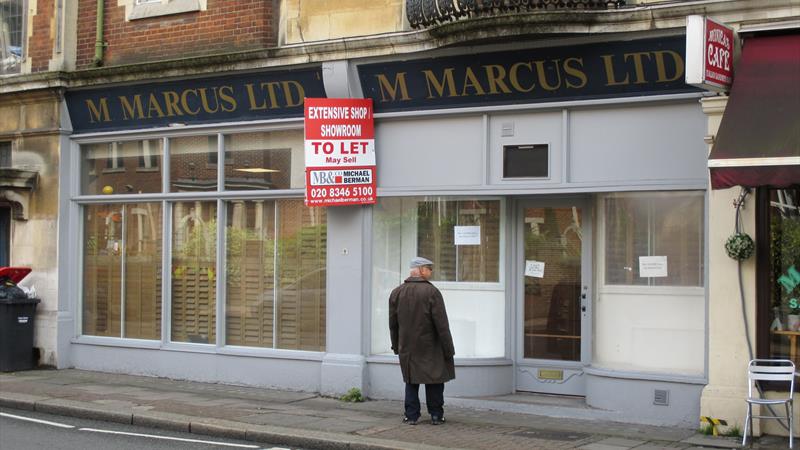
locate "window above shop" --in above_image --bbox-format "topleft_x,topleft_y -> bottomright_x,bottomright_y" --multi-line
128,0 -> 202,20
0,0 -> 24,75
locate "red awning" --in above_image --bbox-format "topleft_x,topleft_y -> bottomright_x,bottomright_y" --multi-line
708,33 -> 800,189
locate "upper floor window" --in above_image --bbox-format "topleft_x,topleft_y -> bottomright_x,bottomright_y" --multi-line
0,0 -> 24,75
0,141 -> 11,167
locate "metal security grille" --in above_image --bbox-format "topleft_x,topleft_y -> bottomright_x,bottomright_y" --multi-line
0,0 -> 24,75
406,0 -> 627,28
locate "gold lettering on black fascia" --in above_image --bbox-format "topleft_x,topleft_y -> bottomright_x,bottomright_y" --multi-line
509,62 -> 535,93
532,59 -> 562,91
85,98 -> 112,123
461,67 -> 486,96
563,58 -> 588,89
652,50 -> 684,82
601,54 -> 630,86
623,52 -> 652,84
483,65 -> 512,94
423,68 -> 459,99
218,86 -> 237,112
197,88 -> 219,114
181,89 -> 201,115
119,95 -> 145,120
282,80 -> 305,107
375,73 -> 411,102
147,93 -> 165,118
162,91 -> 183,116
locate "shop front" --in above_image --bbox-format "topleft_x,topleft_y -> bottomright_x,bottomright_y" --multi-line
60,32 -> 709,426
702,31 -> 800,434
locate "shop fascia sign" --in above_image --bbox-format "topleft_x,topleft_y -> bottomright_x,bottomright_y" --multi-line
65,67 -> 326,132
685,15 -> 735,92
304,98 -> 376,207
358,36 -> 700,113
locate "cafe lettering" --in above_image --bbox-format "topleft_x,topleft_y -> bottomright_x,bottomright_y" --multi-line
359,36 -> 698,112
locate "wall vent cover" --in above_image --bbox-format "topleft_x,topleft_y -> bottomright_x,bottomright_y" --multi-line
654,389 -> 669,406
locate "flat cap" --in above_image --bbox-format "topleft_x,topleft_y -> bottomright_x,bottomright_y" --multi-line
409,256 -> 434,268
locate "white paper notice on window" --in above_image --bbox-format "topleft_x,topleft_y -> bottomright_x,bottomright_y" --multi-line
525,260 -> 545,278
639,256 -> 668,277
454,226 -> 481,246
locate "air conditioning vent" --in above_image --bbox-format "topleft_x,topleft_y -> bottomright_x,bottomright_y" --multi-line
654,389 -> 669,406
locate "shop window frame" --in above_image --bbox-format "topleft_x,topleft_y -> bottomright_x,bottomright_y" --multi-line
71,123 -> 327,359
756,187 -> 800,391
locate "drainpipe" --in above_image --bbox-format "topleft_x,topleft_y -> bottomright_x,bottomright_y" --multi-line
92,0 -> 105,66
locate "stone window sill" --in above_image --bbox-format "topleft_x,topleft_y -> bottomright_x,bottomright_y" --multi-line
129,0 -> 201,20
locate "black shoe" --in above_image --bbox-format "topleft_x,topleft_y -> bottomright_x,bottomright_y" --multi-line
431,416 -> 446,425
403,416 -> 418,425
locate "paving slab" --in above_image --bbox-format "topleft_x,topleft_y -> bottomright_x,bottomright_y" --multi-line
0,369 -> 771,450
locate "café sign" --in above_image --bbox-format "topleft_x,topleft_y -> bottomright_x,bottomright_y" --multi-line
685,15 -> 735,92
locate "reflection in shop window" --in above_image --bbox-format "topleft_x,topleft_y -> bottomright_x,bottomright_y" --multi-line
170,135 -> 218,192
0,0 -> 24,75
223,131 -> 302,191
225,200 -> 326,350
81,140 -> 163,195
171,201 -> 217,344
417,199 -> 500,282
604,192 -> 704,287
371,197 -> 505,358
764,188 -> 800,365
82,203 -> 163,339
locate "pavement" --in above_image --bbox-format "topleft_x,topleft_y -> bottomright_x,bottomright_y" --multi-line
0,369 -> 788,449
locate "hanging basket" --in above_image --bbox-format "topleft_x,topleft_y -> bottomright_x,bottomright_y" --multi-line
725,232 -> 754,260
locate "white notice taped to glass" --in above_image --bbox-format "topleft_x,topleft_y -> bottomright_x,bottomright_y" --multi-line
454,226 -> 481,246
639,256 -> 668,277
525,260 -> 545,278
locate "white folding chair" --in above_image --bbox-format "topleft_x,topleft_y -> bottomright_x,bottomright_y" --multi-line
743,359 -> 796,448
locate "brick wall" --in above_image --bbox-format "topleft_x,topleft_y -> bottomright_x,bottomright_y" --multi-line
76,0 -> 276,69
28,0 -> 56,72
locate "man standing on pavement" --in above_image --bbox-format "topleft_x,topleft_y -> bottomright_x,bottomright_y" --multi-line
389,257 -> 456,426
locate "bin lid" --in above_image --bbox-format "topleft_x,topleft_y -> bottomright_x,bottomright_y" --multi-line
0,267 -> 31,284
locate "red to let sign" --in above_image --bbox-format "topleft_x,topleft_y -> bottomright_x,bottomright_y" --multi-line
304,98 -> 376,207
686,15 -> 735,92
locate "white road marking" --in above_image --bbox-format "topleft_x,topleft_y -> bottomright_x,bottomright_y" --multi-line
0,412 -> 76,429
79,428 -> 261,448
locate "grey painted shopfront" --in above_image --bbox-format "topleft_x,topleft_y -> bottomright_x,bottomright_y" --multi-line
58,32 -> 709,427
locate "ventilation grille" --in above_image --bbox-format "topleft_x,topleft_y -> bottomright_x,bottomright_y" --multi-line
654,389 -> 669,406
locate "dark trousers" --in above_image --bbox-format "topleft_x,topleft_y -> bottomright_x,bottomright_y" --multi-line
404,383 -> 444,421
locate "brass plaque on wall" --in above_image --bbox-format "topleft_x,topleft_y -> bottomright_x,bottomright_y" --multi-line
538,369 -> 564,381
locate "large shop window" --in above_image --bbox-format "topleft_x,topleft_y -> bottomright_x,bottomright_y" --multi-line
604,192 -> 704,287
79,131 -> 326,351
83,203 -> 163,339
372,197 -> 504,358
761,188 -> 800,366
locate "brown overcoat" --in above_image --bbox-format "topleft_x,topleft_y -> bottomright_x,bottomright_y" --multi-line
389,277 -> 455,384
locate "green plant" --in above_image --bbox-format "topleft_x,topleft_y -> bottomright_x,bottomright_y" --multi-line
725,232 -> 754,261
698,424 -> 714,435
339,387 -> 364,403
721,424 -> 742,437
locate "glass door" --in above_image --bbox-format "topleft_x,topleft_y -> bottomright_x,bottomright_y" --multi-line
516,199 -> 591,395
